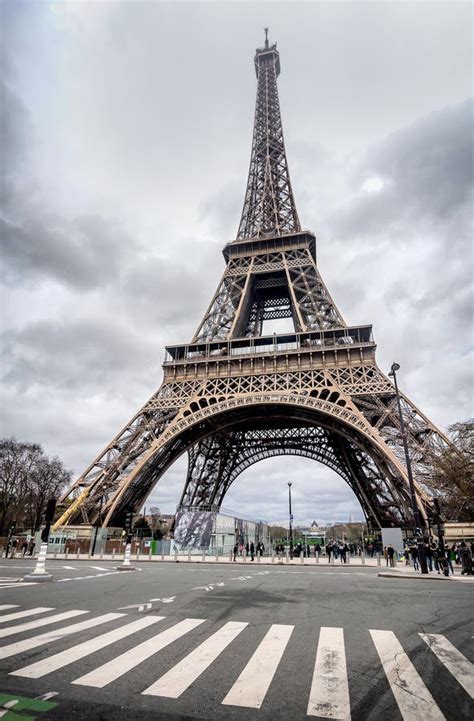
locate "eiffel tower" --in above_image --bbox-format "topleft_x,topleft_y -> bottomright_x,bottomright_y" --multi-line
54,32 -> 447,534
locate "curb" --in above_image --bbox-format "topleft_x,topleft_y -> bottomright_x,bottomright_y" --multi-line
378,572 -> 455,581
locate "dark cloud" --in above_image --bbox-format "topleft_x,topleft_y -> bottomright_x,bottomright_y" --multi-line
0,80 -> 141,290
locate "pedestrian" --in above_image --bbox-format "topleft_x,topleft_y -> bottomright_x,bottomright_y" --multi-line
233,543 -> 238,562
341,543 -> 348,563
387,544 -> 395,568
460,542 -> 472,575
404,546 -> 410,565
21,540 -> 28,557
445,546 -> 454,575
411,544 -> 419,571
4,540 -> 11,559
250,541 -> 255,562
245,541 -> 249,557
367,542 -> 374,557
425,543 -> 433,572
10,538 -> 17,558
28,539 -> 35,556
326,543 -> 332,563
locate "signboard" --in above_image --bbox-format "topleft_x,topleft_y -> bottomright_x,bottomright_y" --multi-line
381,527 -> 404,554
174,510 -> 215,550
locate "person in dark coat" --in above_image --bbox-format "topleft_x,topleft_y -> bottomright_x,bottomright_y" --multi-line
250,541 -> 255,561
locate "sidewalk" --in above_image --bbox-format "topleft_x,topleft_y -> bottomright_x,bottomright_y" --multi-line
10,551 -> 469,578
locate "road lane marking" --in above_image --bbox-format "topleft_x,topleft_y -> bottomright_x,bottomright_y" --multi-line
419,633 -> 474,698
307,627 -> 351,719
62,566 -> 76,570
144,621 -> 248,698
0,610 -> 88,640
72,617 -> 205,688
90,566 -> 109,571
0,606 -> 19,612
0,612 -> 123,660
370,629 -> 445,721
222,624 -> 293,708
11,616 -> 164,679
0,608 -> 54,625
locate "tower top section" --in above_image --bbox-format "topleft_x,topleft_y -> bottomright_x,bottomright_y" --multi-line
254,28 -> 281,78
237,31 -> 301,240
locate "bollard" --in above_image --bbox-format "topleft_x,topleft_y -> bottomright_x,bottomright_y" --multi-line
377,552 -> 381,566
347,554 -> 350,564
136,548 -> 140,561
285,550 -> 289,564
257,552 -> 261,564
361,552 -> 365,565
202,550 -> 206,563
100,550 -> 104,560
24,542 -> 53,582
161,549 -> 165,561
188,550 -> 191,563
300,554 -> 304,564
230,551 -> 233,563
271,550 -> 275,564
316,553 -> 319,564
243,552 -> 246,564
174,548 -> 178,562
65,549 -> 68,560
117,542 -> 135,571
76,548 -> 80,560
215,551 -> 219,563
112,549 -> 115,560
148,547 -> 152,561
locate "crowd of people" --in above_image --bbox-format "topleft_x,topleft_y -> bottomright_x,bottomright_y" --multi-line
2,537 -> 36,558
232,540 -> 265,562
402,540 -> 473,575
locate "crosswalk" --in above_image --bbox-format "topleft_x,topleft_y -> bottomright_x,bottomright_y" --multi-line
0,606 -> 472,719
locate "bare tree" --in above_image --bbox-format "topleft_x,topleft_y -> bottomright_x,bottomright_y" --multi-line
424,419 -> 474,521
148,506 -> 162,530
0,438 -> 71,534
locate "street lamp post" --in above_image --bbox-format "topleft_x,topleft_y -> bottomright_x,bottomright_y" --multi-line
288,482 -> 293,559
389,362 -> 428,574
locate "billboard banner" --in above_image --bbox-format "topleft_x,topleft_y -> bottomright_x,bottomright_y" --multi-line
173,510 -> 216,550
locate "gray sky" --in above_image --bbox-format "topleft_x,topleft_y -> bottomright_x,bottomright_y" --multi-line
1,1 -> 473,527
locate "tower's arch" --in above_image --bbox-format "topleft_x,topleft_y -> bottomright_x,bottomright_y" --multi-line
61,394 -> 431,531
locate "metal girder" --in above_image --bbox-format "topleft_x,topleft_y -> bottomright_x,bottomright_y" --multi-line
237,38 -> 300,239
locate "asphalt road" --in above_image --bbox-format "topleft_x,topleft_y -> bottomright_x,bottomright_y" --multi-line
0,559 -> 472,721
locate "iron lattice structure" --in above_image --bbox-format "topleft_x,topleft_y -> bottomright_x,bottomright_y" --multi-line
54,35 -> 448,533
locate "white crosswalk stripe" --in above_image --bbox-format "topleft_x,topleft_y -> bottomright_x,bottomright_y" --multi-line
370,629 -> 445,721
143,621 -> 248,698
222,624 -> 293,708
11,616 -> 164,679
0,606 -> 472,719
307,626 -> 351,719
0,607 -> 54,625
0,612 -> 123,660
72,617 -> 205,688
0,610 -> 88,640
419,633 -> 474,699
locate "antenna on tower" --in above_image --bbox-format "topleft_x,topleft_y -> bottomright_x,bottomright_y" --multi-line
264,27 -> 269,49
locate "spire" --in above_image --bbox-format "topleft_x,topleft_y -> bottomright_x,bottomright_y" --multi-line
236,33 -> 301,240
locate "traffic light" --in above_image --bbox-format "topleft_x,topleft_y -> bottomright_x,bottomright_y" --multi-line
44,498 -> 57,523
124,510 -> 133,530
